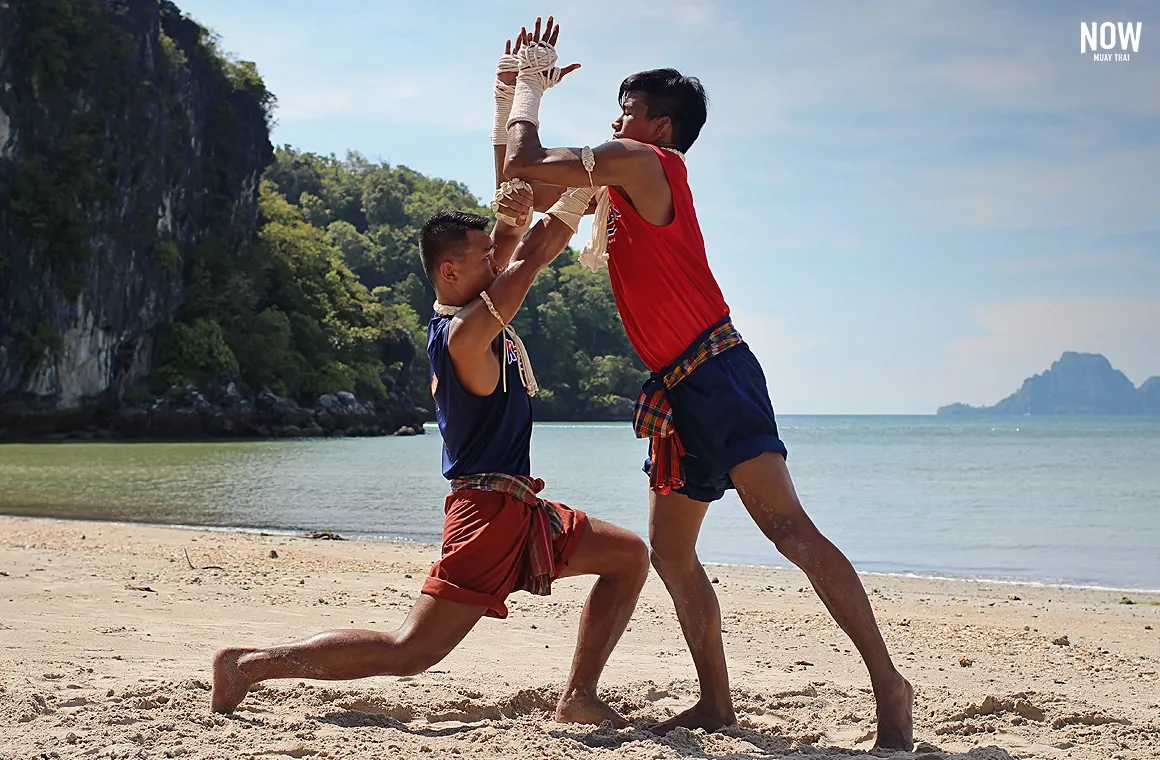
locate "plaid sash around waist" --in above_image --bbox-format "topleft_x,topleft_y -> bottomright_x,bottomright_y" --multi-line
449,473 -> 563,596
632,318 -> 744,495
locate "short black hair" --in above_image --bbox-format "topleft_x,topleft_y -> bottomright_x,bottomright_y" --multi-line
418,210 -> 489,279
619,69 -> 708,153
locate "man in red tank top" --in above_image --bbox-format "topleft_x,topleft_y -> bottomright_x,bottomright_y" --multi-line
504,18 -> 913,750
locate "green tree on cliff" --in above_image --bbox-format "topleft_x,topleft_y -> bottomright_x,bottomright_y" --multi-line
255,147 -> 647,419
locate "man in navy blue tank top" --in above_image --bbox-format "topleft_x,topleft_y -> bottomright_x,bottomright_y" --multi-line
211,31 -> 648,728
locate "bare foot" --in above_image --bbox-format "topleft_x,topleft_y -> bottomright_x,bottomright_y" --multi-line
212,648 -> 256,714
651,700 -> 736,735
555,691 -> 629,729
872,673 -> 914,751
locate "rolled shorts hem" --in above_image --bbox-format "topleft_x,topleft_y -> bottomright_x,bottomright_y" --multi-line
647,433 -> 789,504
421,576 -> 509,618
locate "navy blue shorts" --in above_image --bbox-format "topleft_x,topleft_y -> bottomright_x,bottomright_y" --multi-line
643,335 -> 788,504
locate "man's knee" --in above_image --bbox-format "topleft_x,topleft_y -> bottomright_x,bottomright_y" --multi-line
599,531 -> 649,589
648,539 -> 697,580
764,512 -> 824,566
624,534 -> 649,586
733,463 -> 821,560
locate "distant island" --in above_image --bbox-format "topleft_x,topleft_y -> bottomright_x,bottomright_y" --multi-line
938,352 -> 1160,416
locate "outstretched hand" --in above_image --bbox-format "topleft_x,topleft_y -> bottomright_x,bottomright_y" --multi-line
510,16 -> 580,83
518,15 -> 559,48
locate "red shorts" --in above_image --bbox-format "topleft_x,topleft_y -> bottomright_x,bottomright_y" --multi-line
421,490 -> 589,619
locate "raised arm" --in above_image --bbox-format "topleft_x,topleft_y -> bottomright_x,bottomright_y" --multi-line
488,34 -> 575,267
451,216 -> 575,352
449,19 -> 597,391
506,132 -> 658,190
488,39 -> 533,268
501,19 -> 662,203
446,198 -> 588,394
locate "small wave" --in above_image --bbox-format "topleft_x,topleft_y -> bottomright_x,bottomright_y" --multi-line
855,570 -> 1160,595
699,559 -> 1160,594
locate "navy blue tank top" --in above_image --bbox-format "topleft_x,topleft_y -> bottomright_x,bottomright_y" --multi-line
427,314 -> 533,479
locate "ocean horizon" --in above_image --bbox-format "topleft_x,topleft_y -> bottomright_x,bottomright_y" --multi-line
2,415 -> 1158,591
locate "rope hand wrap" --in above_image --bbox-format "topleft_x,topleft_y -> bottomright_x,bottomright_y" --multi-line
575,146 -> 687,272
493,44 -> 568,229
433,293 -> 538,397
490,177 -> 533,229
491,53 -> 520,146
546,186 -> 597,233
507,42 -> 560,130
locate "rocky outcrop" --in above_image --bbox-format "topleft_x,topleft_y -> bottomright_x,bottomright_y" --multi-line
0,374 -> 426,441
0,0 -> 272,429
1139,377 -> 1160,416
938,352 -> 1159,416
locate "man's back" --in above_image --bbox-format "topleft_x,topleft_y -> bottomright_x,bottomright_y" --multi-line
606,145 -> 728,372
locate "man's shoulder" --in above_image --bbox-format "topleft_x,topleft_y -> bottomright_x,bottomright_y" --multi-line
604,138 -> 662,157
607,137 -> 648,149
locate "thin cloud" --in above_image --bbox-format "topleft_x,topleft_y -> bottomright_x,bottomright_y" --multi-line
939,149 -> 1160,231
1002,250 -> 1160,274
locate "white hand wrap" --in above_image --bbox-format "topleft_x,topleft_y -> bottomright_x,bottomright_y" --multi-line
545,186 -> 597,233
507,42 -> 560,130
489,178 -> 534,228
491,53 -> 519,146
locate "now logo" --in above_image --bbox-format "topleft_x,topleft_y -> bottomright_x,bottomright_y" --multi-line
1080,22 -> 1143,54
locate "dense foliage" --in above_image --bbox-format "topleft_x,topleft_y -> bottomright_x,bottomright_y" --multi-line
165,147 -> 647,418
158,180 -> 411,403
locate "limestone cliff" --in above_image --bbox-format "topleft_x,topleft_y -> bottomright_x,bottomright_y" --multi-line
0,0 -> 273,430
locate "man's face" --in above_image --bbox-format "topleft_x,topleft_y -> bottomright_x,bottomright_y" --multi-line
612,92 -> 665,144
443,228 -> 499,300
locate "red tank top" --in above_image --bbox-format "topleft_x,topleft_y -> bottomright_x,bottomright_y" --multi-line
607,145 -> 729,372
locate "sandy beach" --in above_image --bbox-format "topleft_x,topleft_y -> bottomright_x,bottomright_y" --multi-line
1,515 -> 1157,760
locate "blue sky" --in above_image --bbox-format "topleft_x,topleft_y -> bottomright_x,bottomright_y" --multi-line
180,0 -> 1159,414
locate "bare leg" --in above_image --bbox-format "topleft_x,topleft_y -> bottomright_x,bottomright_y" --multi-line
554,518 -> 649,728
647,490 -> 736,734
212,594 -> 485,714
731,452 -> 914,751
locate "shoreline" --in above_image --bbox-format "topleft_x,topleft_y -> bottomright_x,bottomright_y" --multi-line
5,511 -> 1160,596
5,412 -> 1159,445
2,514 -> 1158,759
